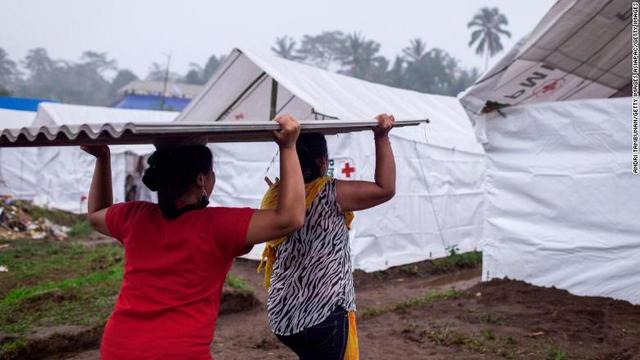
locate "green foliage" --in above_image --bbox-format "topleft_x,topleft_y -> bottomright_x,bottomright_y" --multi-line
467,7 -> 512,70
225,274 -> 251,291
478,312 -> 503,325
68,220 -> 92,238
359,307 -> 386,320
480,329 -> 495,341
545,346 -> 569,360
0,337 -> 28,357
0,240 -> 124,334
431,248 -> 482,273
361,289 -> 460,320
394,289 -> 460,313
424,326 -> 486,353
270,32 -> 480,96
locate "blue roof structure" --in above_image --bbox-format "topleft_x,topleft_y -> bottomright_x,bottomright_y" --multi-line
0,97 -> 54,112
113,94 -> 191,111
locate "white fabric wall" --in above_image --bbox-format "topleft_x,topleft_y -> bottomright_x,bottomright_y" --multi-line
477,97 -> 640,304
211,125 -> 485,272
32,148 -> 128,213
0,148 -> 39,201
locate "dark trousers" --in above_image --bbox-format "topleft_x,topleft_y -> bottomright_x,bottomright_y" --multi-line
276,306 -> 349,360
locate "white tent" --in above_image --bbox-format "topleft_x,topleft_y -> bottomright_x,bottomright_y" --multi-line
460,0 -> 639,304
27,103 -> 178,212
460,0 -> 630,118
181,49 -> 485,271
0,109 -> 39,200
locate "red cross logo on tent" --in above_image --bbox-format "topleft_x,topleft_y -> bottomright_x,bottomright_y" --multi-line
341,163 -> 356,178
534,78 -> 565,97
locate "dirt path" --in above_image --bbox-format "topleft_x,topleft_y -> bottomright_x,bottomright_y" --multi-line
62,259 -> 481,360
61,259 -> 640,360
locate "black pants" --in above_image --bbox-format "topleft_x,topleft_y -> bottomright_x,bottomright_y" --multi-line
276,306 -> 349,360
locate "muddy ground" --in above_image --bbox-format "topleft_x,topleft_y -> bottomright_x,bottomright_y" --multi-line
56,257 -> 640,360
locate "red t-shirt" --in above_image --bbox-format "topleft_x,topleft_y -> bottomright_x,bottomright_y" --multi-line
100,201 -> 254,360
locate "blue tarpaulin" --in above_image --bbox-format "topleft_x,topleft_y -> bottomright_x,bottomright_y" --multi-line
113,94 -> 191,111
0,97 -> 53,112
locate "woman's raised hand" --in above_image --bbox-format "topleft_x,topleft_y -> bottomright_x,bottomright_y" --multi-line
81,145 -> 110,158
272,114 -> 301,148
372,113 -> 395,139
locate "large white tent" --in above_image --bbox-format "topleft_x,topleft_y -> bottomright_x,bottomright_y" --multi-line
460,0 -> 638,304
180,49 -> 485,271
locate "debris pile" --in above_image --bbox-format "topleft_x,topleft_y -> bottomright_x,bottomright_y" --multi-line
0,196 -> 70,241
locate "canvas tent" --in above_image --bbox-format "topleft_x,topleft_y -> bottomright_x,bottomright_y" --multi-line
460,0 -> 630,120
26,103 -> 178,212
179,48 -> 485,271
0,108 -> 39,200
459,0 -> 639,304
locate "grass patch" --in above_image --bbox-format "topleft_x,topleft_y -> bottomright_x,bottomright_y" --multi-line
0,337 -> 28,358
360,289 -> 461,320
480,329 -> 496,341
225,274 -> 252,292
67,220 -> 92,238
478,312 -> 503,325
0,240 -> 123,335
0,240 -> 122,286
545,345 -> 569,360
394,289 -> 460,313
431,247 -> 482,273
423,326 -> 486,353
360,307 -> 386,320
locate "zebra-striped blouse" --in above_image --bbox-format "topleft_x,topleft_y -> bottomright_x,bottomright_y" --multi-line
266,179 -> 356,336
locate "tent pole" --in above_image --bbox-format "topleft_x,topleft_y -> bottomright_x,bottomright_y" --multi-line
216,72 -> 267,121
270,79 -> 278,120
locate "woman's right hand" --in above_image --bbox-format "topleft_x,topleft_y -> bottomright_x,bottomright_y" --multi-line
272,114 -> 301,148
81,145 -> 110,159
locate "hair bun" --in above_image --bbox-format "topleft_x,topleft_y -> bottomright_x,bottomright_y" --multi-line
142,168 -> 160,191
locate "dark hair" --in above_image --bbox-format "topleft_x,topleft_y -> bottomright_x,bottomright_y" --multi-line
296,133 -> 328,183
142,145 -> 213,218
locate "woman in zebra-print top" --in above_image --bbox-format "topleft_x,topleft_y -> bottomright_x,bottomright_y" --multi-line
267,114 -> 397,359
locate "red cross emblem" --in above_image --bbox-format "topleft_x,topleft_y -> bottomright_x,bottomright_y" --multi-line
341,163 -> 356,178
234,113 -> 245,120
534,78 -> 565,98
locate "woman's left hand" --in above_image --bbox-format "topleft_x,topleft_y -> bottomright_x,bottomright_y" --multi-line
81,145 -> 110,158
373,113 -> 395,139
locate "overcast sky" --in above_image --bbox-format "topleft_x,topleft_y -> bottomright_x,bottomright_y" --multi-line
1,0 -> 556,77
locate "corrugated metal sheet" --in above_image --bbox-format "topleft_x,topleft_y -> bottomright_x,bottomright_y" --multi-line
0,119 -> 426,147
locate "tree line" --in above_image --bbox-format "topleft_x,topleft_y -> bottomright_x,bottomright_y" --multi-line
0,7 -> 510,107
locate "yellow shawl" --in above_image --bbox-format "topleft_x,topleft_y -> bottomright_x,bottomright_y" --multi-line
257,176 -> 359,360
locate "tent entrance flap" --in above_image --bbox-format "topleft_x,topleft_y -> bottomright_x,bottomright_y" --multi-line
0,119 -> 428,148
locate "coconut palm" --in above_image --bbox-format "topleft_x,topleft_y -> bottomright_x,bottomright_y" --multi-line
271,36 -> 303,61
468,7 -> 511,71
336,32 -> 386,81
402,38 -> 427,62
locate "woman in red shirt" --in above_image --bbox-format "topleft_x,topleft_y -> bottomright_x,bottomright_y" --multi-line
82,115 -> 305,359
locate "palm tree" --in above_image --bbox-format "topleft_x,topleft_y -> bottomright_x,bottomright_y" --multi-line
271,36 -> 303,61
468,7 -> 511,71
402,38 -> 427,62
336,32 -> 386,81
